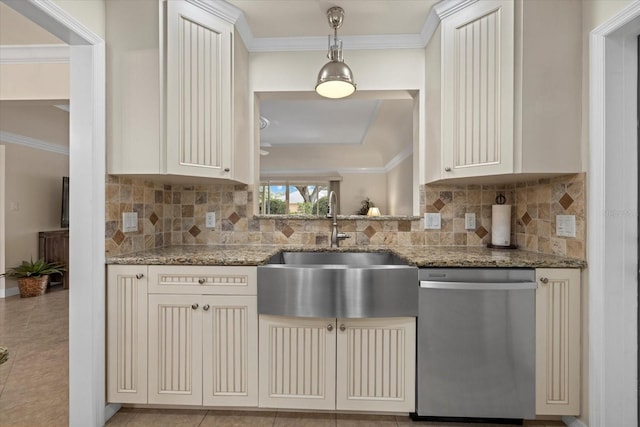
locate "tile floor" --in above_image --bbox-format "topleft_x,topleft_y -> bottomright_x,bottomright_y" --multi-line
0,289 -> 566,427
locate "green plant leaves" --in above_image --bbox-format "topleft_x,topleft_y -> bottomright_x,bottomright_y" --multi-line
1,257 -> 66,278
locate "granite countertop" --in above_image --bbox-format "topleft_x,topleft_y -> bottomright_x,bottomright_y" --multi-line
106,245 -> 586,269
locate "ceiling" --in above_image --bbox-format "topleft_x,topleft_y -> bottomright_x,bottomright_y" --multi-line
226,0 -> 438,38
0,0 -> 434,165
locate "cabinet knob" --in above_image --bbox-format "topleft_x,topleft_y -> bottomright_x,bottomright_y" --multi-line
203,304 -> 210,311
191,303 -> 199,310
198,278 -> 206,284
135,273 -> 144,280
327,324 -> 334,332
339,324 -> 346,332
539,277 -> 549,284
444,167 -> 452,172
224,168 -> 230,172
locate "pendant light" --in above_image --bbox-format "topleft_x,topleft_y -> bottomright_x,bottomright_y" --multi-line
315,6 -> 356,99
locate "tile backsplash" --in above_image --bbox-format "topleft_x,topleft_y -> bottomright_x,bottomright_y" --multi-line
105,173 -> 585,260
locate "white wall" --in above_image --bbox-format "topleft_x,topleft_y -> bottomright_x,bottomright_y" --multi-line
0,143 -> 69,293
387,154 -> 413,216
340,172 -> 388,215
0,63 -> 69,100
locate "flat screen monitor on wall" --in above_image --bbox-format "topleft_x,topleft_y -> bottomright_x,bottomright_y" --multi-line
61,176 -> 69,229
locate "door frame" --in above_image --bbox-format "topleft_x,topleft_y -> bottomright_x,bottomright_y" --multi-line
589,2 -> 640,426
0,145 -> 4,296
0,0 -> 108,425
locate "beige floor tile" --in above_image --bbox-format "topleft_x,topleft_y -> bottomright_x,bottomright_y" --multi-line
200,409 -> 277,426
274,411 -> 337,427
336,413 -> 397,426
126,408 -> 207,427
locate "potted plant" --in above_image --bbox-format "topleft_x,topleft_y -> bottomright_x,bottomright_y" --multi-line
2,258 -> 66,298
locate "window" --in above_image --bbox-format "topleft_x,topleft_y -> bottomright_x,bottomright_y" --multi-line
259,181 -> 331,215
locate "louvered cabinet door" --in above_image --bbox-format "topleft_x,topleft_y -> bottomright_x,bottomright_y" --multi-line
336,318 -> 416,412
165,0 -> 233,178
258,315 -> 336,410
535,269 -> 581,415
202,296 -> 258,406
148,294 -> 203,405
107,266 -> 148,404
441,0 -> 514,179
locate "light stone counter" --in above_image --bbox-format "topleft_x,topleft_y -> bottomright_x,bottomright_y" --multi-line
106,245 -> 586,269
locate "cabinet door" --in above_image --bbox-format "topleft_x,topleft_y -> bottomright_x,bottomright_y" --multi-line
148,294 -> 203,405
202,296 -> 258,406
441,0 -> 514,179
166,0 -> 233,178
107,266 -> 148,404
258,315 -> 336,410
535,269 -> 581,415
336,318 -> 415,412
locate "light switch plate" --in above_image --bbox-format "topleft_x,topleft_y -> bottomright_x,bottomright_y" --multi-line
465,213 -> 476,230
424,213 -> 441,230
556,214 -> 576,238
205,212 -> 216,228
122,212 -> 138,233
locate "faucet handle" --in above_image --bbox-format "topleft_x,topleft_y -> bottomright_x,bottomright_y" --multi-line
337,232 -> 350,240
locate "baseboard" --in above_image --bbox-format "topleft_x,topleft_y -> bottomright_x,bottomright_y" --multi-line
0,286 -> 19,298
104,403 -> 122,423
562,416 -> 587,427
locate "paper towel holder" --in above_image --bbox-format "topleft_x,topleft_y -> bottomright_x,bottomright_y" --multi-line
487,193 -> 518,249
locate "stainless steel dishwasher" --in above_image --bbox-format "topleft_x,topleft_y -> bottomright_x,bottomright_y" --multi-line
414,268 -> 536,423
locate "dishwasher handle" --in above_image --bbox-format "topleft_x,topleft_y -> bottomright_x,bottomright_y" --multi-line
420,280 -> 537,291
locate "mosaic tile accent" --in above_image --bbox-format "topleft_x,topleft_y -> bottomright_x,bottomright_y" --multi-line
364,225 -> 377,238
475,226 -> 488,239
229,212 -> 241,225
149,212 -> 159,226
559,192 -> 574,210
281,225 -> 294,238
105,173 -> 585,260
189,225 -> 201,238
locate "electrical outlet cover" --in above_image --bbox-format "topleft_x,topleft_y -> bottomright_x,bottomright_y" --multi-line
465,212 -> 476,230
556,214 -> 576,238
205,212 -> 216,228
122,212 -> 138,233
424,213 -> 441,230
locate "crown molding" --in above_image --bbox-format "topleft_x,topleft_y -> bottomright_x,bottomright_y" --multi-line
0,131 -> 69,156
384,144 -> 413,172
0,44 -> 70,64
188,0 -> 475,53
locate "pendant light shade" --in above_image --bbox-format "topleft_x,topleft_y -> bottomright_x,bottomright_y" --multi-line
315,7 -> 356,99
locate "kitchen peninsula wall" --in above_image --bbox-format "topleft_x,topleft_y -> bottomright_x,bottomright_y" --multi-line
105,173 -> 585,260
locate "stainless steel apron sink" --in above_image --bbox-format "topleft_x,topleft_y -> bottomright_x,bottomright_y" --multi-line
257,251 -> 418,318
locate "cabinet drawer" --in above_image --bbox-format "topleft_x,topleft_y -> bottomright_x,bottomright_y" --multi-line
148,266 -> 257,295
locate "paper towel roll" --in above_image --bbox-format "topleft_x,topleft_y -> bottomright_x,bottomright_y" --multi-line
491,204 -> 511,246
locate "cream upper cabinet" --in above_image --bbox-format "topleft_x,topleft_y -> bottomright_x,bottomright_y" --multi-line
258,315 -> 415,413
535,268 -> 581,416
427,0 -> 582,183
106,0 -> 249,183
106,265 -> 148,404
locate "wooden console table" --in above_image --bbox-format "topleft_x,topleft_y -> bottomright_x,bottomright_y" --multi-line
38,229 -> 69,289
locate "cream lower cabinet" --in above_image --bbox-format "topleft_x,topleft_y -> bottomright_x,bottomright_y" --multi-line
107,265 -> 258,407
535,268 -> 581,416
148,294 -> 258,406
107,265 -> 149,404
258,315 -> 415,412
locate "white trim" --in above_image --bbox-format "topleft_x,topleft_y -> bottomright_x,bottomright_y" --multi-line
0,286 -> 19,298
104,403 -> 122,424
0,44 -> 70,64
186,0 -> 476,53
0,145 -> 4,297
562,416 -> 588,427
0,131 -> 69,156
589,2 -> 640,426
1,1 -> 106,426
385,144 -> 413,171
